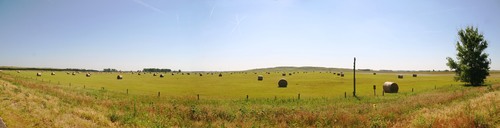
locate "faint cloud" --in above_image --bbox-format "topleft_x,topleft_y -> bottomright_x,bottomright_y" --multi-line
209,5 -> 216,19
231,15 -> 246,33
131,0 -> 166,14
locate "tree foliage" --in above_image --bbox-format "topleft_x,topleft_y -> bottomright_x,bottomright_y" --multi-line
446,26 -> 491,86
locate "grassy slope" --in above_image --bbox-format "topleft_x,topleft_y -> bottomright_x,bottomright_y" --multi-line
0,70 -> 499,127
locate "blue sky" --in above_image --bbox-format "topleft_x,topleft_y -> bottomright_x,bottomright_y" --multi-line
0,0 -> 499,71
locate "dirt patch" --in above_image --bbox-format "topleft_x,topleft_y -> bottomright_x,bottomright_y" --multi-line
0,117 -> 6,128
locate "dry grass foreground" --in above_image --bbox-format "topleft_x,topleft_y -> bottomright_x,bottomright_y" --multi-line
0,74 -> 499,127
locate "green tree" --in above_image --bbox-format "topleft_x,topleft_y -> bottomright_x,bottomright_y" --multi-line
446,26 -> 491,86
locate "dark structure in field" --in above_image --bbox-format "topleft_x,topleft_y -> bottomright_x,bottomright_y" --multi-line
278,78 -> 287,88
383,82 -> 399,93
51,72 -> 56,75
398,74 -> 403,79
160,74 -> 164,78
36,72 -> 42,76
413,74 -> 417,77
117,75 -> 123,80
257,75 -> 263,81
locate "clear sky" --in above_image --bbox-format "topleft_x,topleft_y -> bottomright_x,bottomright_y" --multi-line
0,0 -> 499,71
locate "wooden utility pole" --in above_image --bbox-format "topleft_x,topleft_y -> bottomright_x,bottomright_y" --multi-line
353,57 -> 356,97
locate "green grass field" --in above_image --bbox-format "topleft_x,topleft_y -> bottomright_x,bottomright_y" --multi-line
0,69 -> 499,127
4,70 -> 465,99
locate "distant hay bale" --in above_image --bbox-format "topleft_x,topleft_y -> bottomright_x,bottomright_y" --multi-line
337,73 -> 340,76
138,73 -> 141,75
160,74 -> 164,78
72,72 -> 76,75
373,73 -> 377,75
86,73 -> 91,77
66,72 -> 70,75
398,74 -> 403,79
341,74 -> 344,77
219,74 -> 222,77
383,82 -> 399,93
333,73 -> 336,75
171,73 -> 174,76
51,72 -> 56,75
257,75 -> 263,81
412,74 -> 417,77
17,70 -> 20,73
278,78 -> 287,88
288,73 -> 292,76
187,73 -> 190,75
282,73 -> 286,76
36,72 -> 42,76
199,74 -> 203,76
117,75 -> 123,80
153,73 -> 157,76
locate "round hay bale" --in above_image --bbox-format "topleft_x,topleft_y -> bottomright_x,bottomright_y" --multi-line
160,74 -> 164,78
278,78 -> 287,88
117,75 -> 123,80
153,73 -> 157,76
412,74 -> 417,77
398,74 -> 403,79
66,72 -> 70,75
282,73 -> 286,76
199,74 -> 203,76
17,70 -> 20,73
51,72 -> 56,75
171,73 -> 174,76
288,73 -> 292,76
219,74 -> 222,77
72,72 -> 76,75
86,73 -> 91,77
257,75 -> 263,81
138,73 -> 141,75
383,82 -> 399,93
36,72 -> 42,76
373,73 -> 377,75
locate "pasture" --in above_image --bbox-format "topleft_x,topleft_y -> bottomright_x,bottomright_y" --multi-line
3,70 -> 464,99
0,69 -> 499,127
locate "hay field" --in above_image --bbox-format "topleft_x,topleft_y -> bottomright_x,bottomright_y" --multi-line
0,69 -> 499,127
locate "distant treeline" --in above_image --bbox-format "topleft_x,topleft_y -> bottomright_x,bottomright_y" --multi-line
103,68 -> 118,72
0,67 -> 98,72
143,68 -> 172,72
